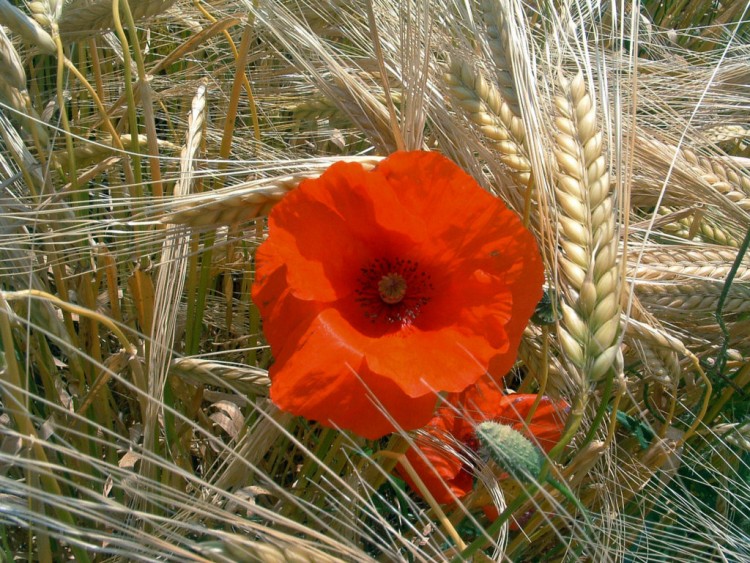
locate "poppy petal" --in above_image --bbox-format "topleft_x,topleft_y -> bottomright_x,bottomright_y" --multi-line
268,306 -> 438,439
399,384 -> 570,504
252,151 -> 546,439
400,434 -> 474,504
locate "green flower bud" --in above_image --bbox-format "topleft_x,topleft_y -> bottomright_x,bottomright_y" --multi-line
475,422 -> 544,482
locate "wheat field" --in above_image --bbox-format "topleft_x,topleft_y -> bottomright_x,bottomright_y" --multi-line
1,0 -> 749,561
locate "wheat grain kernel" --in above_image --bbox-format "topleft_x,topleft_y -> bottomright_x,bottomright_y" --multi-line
559,330 -> 585,367
516,171 -> 531,185
556,133 -> 579,156
562,303 -> 589,342
561,259 -> 587,289
587,156 -> 607,185
557,151 -> 584,180
555,96 -> 573,118
576,98 -> 594,125
560,216 -> 590,246
497,140 -> 520,155
557,190 -> 586,222
590,176 -> 611,210
591,195 -> 613,227
510,116 -> 525,141
478,125 -> 508,141
579,279 -> 598,316
596,270 -> 618,298
570,73 -> 586,100
561,240 -> 589,267
590,346 -> 619,380
504,156 -> 530,172
592,220 -> 615,248
592,293 -> 618,329
593,316 -> 620,349
594,244 -> 617,278
558,174 -> 584,199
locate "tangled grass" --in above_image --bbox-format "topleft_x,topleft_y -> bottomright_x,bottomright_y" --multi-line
1,0 -> 749,560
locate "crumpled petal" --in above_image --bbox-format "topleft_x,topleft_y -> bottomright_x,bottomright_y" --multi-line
398,383 -> 570,503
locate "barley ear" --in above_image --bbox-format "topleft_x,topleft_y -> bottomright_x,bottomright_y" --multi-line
139,82 -> 209,489
162,178 -> 301,229
0,0 -> 55,53
444,56 -> 531,189
56,0 -> 177,38
554,73 -> 621,387
682,149 -> 750,200
480,0 -> 521,114
0,25 -> 49,144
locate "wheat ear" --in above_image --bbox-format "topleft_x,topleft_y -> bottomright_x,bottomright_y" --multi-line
682,148 -> 750,209
0,25 -> 25,91
518,327 -> 567,398
657,207 -> 740,247
0,25 -> 49,145
444,57 -> 531,189
480,0 -> 521,115
138,82 -> 209,491
635,281 -> 750,316
163,158 -> 382,228
705,125 -> 750,144
554,73 -> 621,385
170,358 -> 270,395
53,0 -> 177,38
292,97 -> 343,122
632,247 -> 750,282
0,0 -> 55,53
53,134 -> 180,172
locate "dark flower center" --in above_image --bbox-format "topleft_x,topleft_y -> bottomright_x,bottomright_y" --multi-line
378,273 -> 407,304
355,258 -> 433,324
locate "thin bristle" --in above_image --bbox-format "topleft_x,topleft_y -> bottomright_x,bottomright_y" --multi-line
1,0 -> 749,560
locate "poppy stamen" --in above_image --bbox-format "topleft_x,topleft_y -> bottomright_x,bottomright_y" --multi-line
378,273 -> 407,303
355,257 -> 433,324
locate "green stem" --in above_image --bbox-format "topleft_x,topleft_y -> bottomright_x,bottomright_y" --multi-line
450,483 -> 539,562
52,26 -> 81,211
112,0 -> 144,196
714,224 -> 750,376
542,391 -> 588,471
577,374 -> 614,454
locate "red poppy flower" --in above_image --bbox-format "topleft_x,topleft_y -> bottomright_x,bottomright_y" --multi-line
398,381 -> 570,504
251,151 -> 544,439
